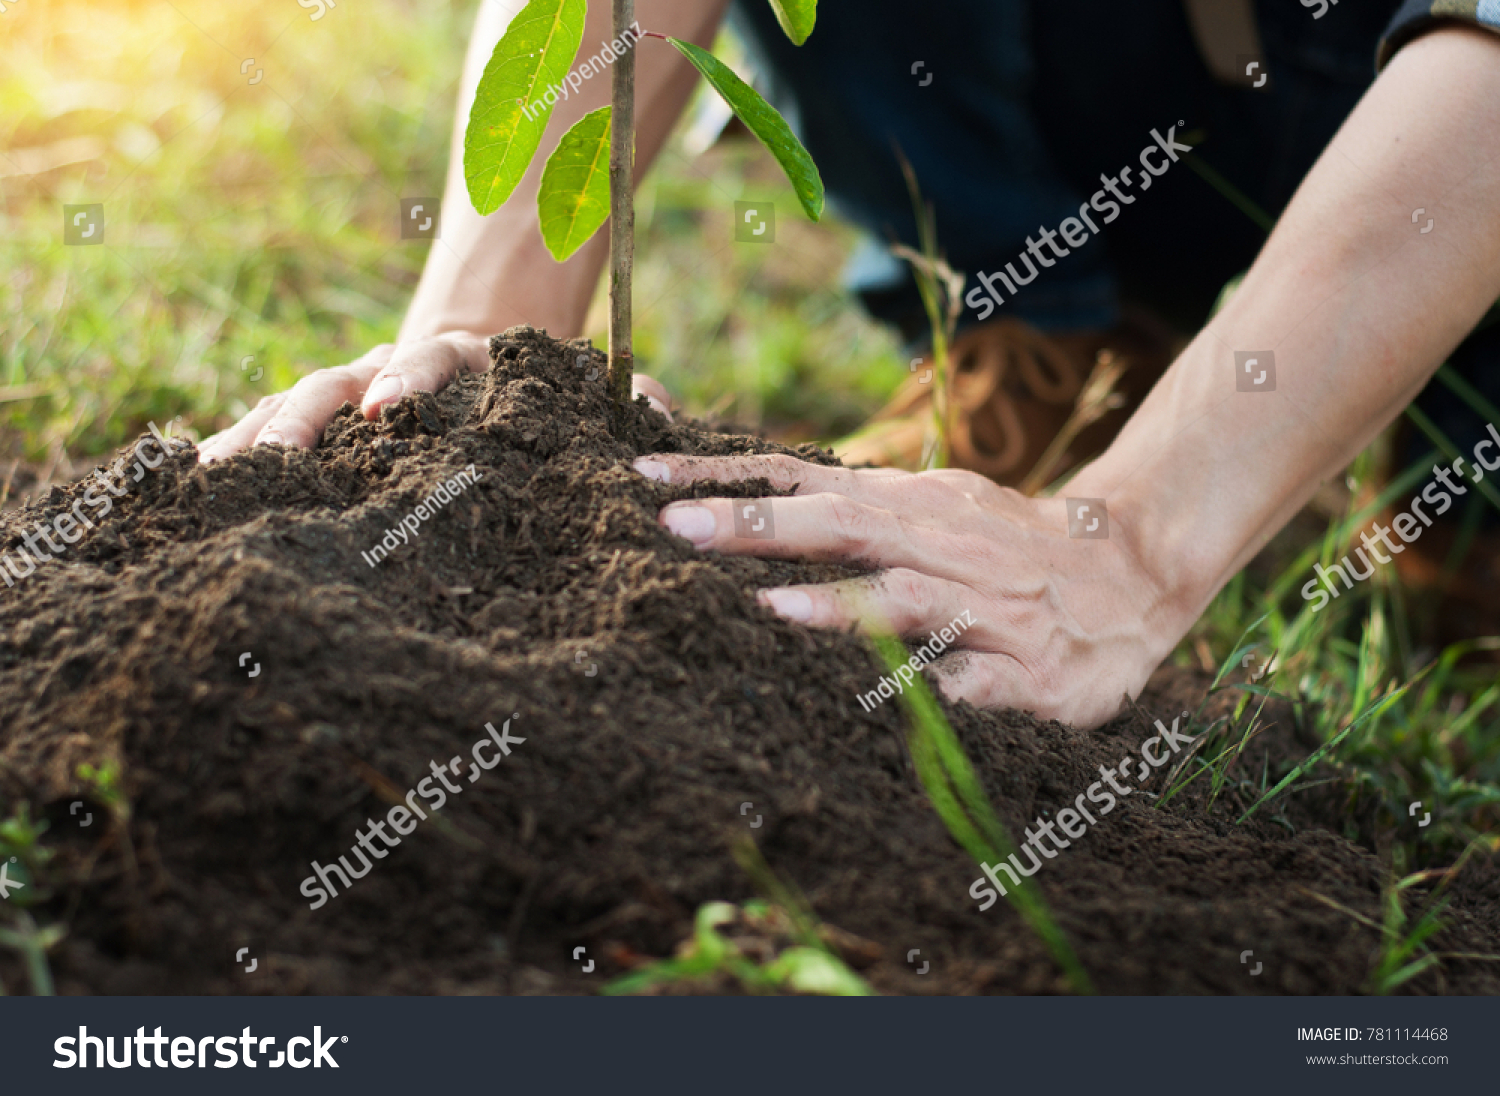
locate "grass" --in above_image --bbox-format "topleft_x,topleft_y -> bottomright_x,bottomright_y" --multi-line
1174,436 -> 1500,857
869,633 -> 1095,995
0,805 -> 62,995
3,0 -> 1498,996
0,0 -> 905,469
1161,430 -> 1500,988
603,837 -> 873,996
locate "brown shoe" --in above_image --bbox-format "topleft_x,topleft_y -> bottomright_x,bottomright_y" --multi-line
836,311 -> 1185,489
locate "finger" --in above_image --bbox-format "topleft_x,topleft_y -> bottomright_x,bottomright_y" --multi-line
657,492 -> 926,569
254,358 -> 387,450
756,568 -> 977,635
198,394 -> 286,464
632,374 -> 673,420
633,450 -> 897,500
360,333 -> 491,419
924,652 -> 1046,716
756,572 -> 1049,719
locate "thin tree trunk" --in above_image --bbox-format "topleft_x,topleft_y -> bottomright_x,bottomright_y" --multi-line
607,0 -> 635,413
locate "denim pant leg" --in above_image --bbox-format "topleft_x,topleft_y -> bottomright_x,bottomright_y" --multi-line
731,0 -> 1499,475
729,0 -> 1117,342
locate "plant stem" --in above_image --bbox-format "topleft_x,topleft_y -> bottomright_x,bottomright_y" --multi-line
607,0 -> 636,412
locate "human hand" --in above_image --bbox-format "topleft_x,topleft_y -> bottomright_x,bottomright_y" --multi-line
631,454 -> 1192,729
198,332 -> 673,462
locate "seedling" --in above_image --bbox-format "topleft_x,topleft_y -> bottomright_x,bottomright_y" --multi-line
463,0 -> 824,414
77,759 -> 129,824
0,803 -> 50,872
0,804 -> 63,996
0,912 -> 65,996
602,898 -> 871,996
604,838 -> 872,996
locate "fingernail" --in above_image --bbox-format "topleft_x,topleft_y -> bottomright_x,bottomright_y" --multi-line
258,431 -> 284,447
760,589 -> 813,623
633,458 -> 671,483
662,504 -> 714,546
646,396 -> 671,418
365,376 -> 405,408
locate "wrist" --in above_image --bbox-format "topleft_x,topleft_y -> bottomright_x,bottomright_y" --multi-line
1066,336 -> 1277,635
399,207 -> 605,343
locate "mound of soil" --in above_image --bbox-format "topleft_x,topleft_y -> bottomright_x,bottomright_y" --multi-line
1,326 -> 1496,995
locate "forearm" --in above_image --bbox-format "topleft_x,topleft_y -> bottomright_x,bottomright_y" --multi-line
400,0 -> 730,341
1077,25 -> 1500,628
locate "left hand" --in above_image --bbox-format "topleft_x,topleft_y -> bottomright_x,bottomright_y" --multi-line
632,453 -> 1192,730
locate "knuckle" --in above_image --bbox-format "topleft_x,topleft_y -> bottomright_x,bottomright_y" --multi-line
929,467 -> 1011,506
1025,667 -> 1071,716
293,364 -> 367,400
824,493 -> 878,551
331,363 -> 384,391
287,371 -> 326,395
763,452 -> 810,488
356,343 -> 399,366
254,392 -> 288,412
883,567 -> 936,621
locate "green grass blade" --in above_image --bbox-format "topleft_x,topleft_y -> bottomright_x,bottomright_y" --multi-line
1377,953 -> 1442,993
1404,402 -> 1500,515
869,634 -> 1094,995
666,37 -> 824,220
1435,362 -> 1500,426
1236,683 -> 1410,824
1209,612 -> 1271,692
463,0 -> 586,215
537,106 -> 613,260
1179,152 -> 1275,233
766,0 -> 817,45
1265,455 -> 1437,605
1226,682 -> 1298,704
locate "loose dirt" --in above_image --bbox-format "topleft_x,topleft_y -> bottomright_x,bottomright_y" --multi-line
1,326 -> 1495,994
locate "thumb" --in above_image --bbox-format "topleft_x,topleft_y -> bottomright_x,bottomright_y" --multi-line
632,374 -> 673,421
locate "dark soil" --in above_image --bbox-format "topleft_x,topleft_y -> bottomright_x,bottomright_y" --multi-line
1,326 -> 1496,995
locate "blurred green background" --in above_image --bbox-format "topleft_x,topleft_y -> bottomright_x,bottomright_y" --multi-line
0,0 -> 907,468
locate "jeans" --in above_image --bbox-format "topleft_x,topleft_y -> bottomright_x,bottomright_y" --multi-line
729,0 -> 1500,480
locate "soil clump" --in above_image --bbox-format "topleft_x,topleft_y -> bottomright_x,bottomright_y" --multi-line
1,326 -> 1494,995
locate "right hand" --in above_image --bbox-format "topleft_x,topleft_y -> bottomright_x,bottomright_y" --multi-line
197,332 -> 673,463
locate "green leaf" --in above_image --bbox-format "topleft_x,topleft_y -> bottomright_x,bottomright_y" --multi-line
665,37 -> 824,221
766,0 -> 817,45
764,946 -> 872,996
537,106 -> 613,260
463,0 -> 586,216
